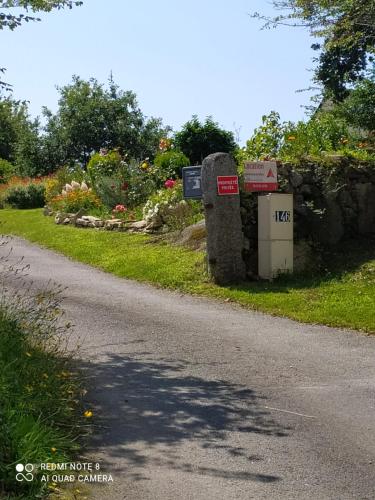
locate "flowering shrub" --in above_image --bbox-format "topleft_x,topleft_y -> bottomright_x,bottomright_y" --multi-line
87,150 -> 124,181
237,110 -> 374,168
49,190 -> 102,213
143,180 -> 202,230
152,150 -> 190,186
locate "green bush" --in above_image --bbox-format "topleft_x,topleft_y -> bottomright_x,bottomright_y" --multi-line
174,116 -> 237,164
153,150 -> 190,185
92,158 -> 156,210
87,149 -> 123,181
0,158 -> 15,184
4,182 -> 46,209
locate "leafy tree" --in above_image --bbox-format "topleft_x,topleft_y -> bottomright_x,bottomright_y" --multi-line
174,116 -> 237,165
336,78 -> 375,132
0,0 -> 82,30
42,76 -> 169,169
251,1 -> 375,100
0,97 -> 30,161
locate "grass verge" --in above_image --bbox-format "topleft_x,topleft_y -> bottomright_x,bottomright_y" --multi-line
0,247 -> 88,499
1,208 -> 374,334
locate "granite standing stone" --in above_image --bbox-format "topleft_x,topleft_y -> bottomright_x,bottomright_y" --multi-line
202,153 -> 246,284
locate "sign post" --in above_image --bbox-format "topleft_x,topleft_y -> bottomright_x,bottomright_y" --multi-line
182,166 -> 202,199
244,161 -> 278,192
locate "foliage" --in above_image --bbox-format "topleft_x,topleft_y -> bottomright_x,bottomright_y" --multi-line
237,111 -> 285,162
87,149 -> 123,180
237,110 -> 359,165
336,78 -> 375,132
49,189 -> 102,213
4,181 -> 45,208
143,181 -> 202,230
90,154 -> 156,210
174,116 -> 237,164
0,239 -> 84,497
43,76 -> 169,168
0,158 -> 14,183
251,1 -> 375,100
153,149 -> 190,185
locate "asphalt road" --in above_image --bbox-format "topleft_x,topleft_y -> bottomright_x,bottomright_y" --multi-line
1,237 -> 375,500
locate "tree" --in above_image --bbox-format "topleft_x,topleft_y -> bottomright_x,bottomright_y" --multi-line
0,0 -> 82,89
336,78 -> 375,132
251,1 -> 375,100
42,76 -> 169,169
174,116 -> 237,165
0,97 -> 28,161
0,0 -> 82,30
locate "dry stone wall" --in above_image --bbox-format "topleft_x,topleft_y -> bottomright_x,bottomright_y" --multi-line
240,158 -> 375,274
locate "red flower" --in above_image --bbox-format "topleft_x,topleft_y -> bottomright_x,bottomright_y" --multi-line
164,179 -> 176,189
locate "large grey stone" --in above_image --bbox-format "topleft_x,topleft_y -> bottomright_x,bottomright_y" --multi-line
202,153 -> 246,285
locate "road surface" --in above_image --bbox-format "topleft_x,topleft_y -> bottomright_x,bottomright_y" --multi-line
1,237 -> 375,500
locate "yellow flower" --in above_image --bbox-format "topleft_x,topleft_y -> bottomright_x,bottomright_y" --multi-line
141,162 -> 149,170
83,410 -> 93,418
287,136 -> 296,141
51,447 -> 57,453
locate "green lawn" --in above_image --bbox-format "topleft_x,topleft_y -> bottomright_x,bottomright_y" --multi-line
1,209 -> 374,333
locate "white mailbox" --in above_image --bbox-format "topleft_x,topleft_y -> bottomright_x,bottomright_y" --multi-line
258,193 -> 293,279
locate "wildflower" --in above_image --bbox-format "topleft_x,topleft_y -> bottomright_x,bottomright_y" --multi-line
164,179 -> 176,189
51,447 -> 57,453
287,136 -> 296,141
99,148 -> 108,156
81,182 -> 89,191
113,204 -> 126,213
65,183 -> 72,192
84,410 -> 93,418
71,180 -> 80,190
141,162 -> 149,170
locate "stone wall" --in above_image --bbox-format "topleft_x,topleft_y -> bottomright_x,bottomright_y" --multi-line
240,157 -> 375,274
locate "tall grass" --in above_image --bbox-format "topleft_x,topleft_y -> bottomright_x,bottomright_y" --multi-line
0,237 -> 87,499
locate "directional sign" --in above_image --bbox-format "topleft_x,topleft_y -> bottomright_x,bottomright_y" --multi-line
182,166 -> 202,199
217,175 -> 239,195
244,161 -> 278,192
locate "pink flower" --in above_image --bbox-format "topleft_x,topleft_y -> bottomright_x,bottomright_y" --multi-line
113,204 -> 126,213
164,179 -> 176,189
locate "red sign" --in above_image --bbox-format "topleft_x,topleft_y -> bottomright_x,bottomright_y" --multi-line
244,161 -> 278,192
217,175 -> 239,195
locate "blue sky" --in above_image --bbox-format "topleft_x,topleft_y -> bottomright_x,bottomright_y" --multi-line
2,0 -> 316,144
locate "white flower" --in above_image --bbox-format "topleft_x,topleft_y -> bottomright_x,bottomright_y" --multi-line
71,180 -> 80,190
61,189 -> 67,196
81,182 -> 89,191
65,183 -> 72,192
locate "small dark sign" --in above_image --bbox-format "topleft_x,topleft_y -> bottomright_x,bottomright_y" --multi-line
182,166 -> 202,199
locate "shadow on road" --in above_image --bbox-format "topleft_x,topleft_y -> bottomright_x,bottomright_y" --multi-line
80,349 -> 289,484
